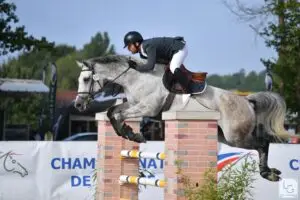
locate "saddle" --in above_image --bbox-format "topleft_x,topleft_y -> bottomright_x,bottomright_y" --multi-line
162,64 -> 207,94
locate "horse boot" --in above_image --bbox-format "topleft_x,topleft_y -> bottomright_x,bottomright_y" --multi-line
121,123 -> 147,143
173,68 -> 206,94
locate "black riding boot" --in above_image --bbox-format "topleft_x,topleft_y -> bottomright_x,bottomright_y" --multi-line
173,68 -> 206,94
173,68 -> 191,93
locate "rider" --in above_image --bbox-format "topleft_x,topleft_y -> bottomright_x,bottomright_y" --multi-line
123,31 -> 206,94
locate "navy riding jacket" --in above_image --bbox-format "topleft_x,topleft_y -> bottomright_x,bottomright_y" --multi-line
136,36 -> 186,72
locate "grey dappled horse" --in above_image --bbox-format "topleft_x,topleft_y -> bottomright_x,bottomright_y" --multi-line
74,54 -> 293,182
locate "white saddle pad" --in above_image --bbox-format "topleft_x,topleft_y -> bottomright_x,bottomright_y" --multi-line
182,94 -> 191,106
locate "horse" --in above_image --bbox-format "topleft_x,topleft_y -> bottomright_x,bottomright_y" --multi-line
74,54 -> 294,182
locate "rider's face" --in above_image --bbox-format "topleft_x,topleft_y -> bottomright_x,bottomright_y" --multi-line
128,43 -> 139,54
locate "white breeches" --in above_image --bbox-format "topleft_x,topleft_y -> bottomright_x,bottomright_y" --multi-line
169,44 -> 188,73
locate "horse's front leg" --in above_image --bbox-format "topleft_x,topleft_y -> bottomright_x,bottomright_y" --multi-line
114,103 -> 161,143
106,102 -> 130,139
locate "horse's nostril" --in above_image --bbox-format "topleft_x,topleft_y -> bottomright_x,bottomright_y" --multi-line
75,103 -> 81,108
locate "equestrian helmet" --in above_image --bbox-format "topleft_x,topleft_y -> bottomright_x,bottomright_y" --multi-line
123,31 -> 143,48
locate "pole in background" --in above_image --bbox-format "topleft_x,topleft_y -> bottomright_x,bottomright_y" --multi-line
265,69 -> 273,91
48,62 -> 57,137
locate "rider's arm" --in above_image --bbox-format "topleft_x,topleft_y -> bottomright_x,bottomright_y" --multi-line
135,45 -> 156,72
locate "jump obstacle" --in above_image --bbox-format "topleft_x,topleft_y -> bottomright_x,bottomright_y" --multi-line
96,98 -> 220,200
119,150 -> 166,188
120,150 -> 166,160
119,175 -> 166,188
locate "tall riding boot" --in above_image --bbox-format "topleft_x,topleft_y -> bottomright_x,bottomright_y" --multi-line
173,68 -> 191,93
173,68 -> 206,94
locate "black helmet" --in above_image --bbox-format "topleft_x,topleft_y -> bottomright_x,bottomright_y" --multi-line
123,31 -> 143,48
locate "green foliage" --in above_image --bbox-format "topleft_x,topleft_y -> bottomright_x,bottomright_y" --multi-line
0,93 -> 46,130
81,32 -> 115,58
54,31 -> 116,90
0,30 -> 116,132
0,0 -> 54,55
259,0 -> 300,122
207,69 -> 266,92
181,153 -> 258,200
55,52 -> 81,90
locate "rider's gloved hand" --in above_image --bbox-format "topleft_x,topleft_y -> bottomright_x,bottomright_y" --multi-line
128,59 -> 137,69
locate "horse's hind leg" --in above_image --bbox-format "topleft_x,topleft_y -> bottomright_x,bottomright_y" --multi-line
257,143 -> 281,181
255,124 -> 281,181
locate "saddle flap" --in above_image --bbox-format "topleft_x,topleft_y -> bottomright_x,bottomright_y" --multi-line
163,64 -> 208,94
179,64 -> 207,83
191,72 -> 207,82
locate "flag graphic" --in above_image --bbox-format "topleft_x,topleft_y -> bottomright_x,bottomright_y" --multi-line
217,152 -> 243,172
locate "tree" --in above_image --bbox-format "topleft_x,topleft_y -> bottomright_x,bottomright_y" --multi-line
56,32 -> 116,90
0,0 -> 54,56
80,32 -> 115,59
56,52 -> 80,89
0,45 -> 77,130
260,0 -> 300,127
224,0 -> 300,127
0,31 -> 116,132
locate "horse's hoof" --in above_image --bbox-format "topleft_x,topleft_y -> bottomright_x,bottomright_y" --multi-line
269,168 -> 281,175
260,171 -> 281,182
133,133 -> 147,143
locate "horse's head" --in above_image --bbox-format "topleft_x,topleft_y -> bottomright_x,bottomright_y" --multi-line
75,60 -> 104,112
74,55 -> 153,112
1,151 -> 28,177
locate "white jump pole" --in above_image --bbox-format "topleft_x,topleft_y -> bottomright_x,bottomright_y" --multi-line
120,150 -> 166,160
119,175 -> 166,188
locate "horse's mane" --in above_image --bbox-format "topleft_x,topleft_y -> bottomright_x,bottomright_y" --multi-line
87,54 -> 166,77
88,54 -> 128,65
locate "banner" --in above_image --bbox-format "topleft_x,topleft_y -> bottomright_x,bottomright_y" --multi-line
138,141 -> 165,200
1,141 -> 299,200
218,143 -> 300,200
0,141 -> 97,200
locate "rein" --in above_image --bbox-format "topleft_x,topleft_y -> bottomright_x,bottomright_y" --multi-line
77,62 -> 131,100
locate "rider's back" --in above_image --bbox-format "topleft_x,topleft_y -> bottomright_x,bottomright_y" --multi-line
141,36 -> 185,64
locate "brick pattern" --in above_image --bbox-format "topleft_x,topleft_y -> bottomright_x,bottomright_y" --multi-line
97,115 -> 218,200
164,120 -> 218,200
97,119 -> 140,200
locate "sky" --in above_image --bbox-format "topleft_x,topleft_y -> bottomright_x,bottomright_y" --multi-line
8,0 -> 277,75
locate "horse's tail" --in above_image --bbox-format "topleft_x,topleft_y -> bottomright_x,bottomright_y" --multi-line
246,91 -> 296,142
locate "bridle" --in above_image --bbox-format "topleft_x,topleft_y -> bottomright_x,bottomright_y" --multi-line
77,61 -> 131,101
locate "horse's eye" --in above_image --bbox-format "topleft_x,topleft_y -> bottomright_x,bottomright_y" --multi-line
83,77 -> 90,82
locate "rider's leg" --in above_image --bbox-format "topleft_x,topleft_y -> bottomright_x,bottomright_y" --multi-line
169,44 -> 188,73
169,44 -> 206,94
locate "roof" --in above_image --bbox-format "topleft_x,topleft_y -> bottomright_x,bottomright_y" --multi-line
0,78 -> 49,93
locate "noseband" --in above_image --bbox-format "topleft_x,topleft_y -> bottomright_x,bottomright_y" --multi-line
77,61 -> 131,100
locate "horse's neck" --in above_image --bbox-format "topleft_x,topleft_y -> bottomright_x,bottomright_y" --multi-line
109,67 -> 162,89
0,152 -> 4,159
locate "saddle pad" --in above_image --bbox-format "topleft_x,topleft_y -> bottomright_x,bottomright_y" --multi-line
182,94 -> 191,105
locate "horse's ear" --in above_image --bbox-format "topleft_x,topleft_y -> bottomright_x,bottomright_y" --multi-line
75,60 -> 84,69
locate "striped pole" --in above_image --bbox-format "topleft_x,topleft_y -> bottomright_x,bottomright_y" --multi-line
120,150 -> 166,160
119,175 -> 166,188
